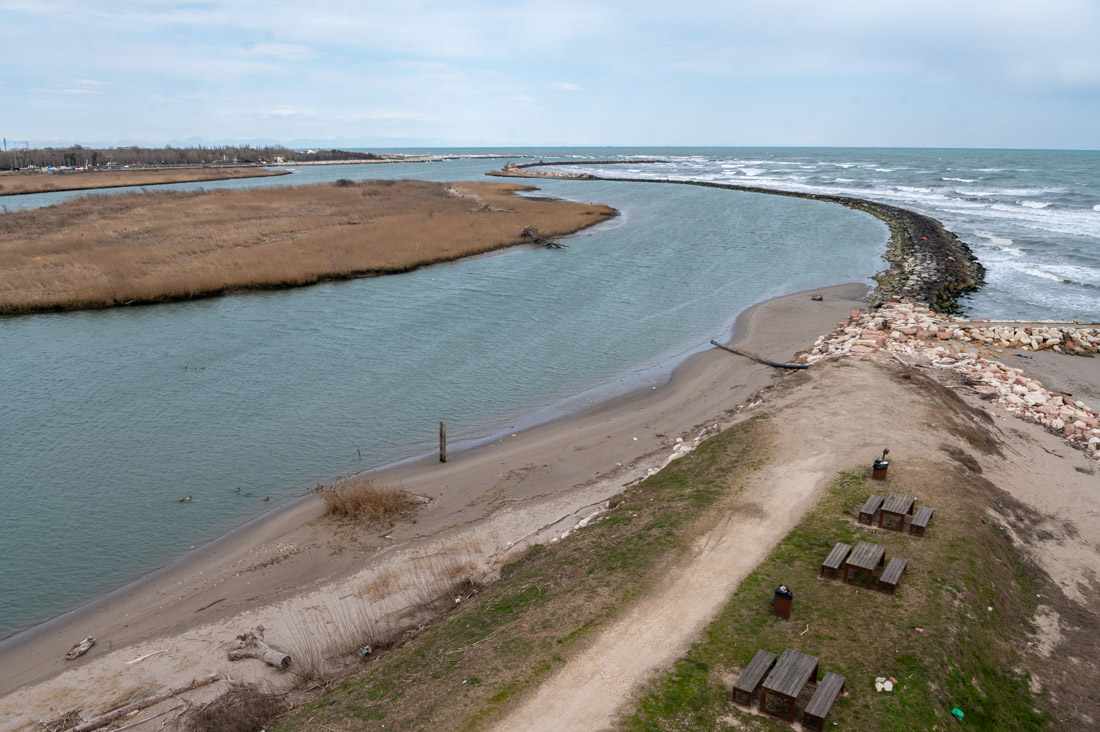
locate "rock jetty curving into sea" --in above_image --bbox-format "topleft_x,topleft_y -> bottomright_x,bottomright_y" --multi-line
490,161 -> 985,313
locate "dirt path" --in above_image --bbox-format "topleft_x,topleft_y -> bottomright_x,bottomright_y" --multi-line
492,359 -> 939,731
492,348 -> 1100,731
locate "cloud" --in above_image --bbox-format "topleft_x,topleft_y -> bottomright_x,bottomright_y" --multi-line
239,43 -> 319,62
550,82 -> 582,92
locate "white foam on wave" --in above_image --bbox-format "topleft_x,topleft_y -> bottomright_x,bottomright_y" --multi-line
942,176 -> 977,183
1093,204 -> 1100,212
956,186 -> 1059,197
1019,200 -> 1051,209
973,230 -> 1015,247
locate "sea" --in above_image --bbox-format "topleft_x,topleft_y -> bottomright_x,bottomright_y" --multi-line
1,147 -> 1097,640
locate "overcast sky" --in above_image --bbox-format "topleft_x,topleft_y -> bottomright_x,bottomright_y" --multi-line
2,0 -> 1098,149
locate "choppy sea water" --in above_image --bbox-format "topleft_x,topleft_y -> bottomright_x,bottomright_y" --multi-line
0,163 -> 886,638
525,147 -> 1100,322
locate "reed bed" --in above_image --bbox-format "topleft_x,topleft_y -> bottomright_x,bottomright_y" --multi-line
0,166 -> 285,196
0,179 -> 615,314
311,476 -> 416,523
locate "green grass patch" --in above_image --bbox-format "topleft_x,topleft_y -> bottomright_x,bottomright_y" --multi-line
279,418 -> 774,731
620,469 -> 1049,731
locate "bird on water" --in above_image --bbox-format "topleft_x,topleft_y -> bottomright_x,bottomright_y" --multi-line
178,495 -> 192,503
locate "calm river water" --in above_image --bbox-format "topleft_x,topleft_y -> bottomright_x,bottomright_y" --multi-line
0,154 -> 888,637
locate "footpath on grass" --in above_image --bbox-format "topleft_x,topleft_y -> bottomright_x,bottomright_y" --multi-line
285,335 -> 1099,731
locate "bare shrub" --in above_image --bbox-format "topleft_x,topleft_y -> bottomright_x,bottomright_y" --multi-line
186,685 -> 286,732
333,178 -> 355,187
312,477 -> 415,523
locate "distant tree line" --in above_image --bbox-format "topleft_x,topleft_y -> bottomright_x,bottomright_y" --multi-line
0,145 -> 381,171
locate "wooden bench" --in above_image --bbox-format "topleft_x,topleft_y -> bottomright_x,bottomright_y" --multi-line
910,506 -> 934,536
858,495 -> 883,524
731,649 -> 777,705
803,672 -> 846,730
878,557 -> 908,594
820,542 -> 852,579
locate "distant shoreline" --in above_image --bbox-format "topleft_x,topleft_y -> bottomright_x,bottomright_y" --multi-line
0,166 -> 289,196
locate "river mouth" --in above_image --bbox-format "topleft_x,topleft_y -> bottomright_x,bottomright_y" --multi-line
0,163 -> 887,639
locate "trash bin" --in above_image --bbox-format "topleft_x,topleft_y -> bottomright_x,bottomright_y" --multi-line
772,584 -> 793,618
872,449 -> 891,480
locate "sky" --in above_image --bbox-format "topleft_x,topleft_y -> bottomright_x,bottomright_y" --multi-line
1,0 -> 1099,150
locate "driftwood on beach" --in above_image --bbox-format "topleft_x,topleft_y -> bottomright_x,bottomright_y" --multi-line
709,340 -> 810,370
227,625 -> 291,669
68,673 -> 220,732
64,636 -> 95,660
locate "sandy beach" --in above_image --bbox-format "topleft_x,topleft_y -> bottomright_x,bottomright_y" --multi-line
0,282 -> 867,722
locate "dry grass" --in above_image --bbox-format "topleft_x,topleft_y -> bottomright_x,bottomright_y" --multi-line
185,684 -> 287,732
0,179 -> 616,314
0,166 -> 285,196
312,477 -> 416,523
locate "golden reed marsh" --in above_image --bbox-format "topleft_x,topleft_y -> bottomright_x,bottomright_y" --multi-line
0,179 -> 616,313
0,166 -> 287,196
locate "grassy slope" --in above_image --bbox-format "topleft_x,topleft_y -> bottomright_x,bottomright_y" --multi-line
280,419 -> 773,731
622,469 -> 1048,731
277,397 -> 1051,732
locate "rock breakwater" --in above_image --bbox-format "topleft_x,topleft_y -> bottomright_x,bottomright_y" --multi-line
490,163 -> 984,313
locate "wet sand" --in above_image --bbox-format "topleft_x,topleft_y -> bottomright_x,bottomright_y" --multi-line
0,283 -> 866,721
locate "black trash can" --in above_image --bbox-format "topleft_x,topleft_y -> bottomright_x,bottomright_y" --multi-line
772,584 -> 794,618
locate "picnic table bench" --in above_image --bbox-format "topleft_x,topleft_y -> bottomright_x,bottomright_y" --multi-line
760,649 -> 820,721
820,542 -> 852,579
803,672 -> 846,730
843,540 -> 886,588
878,557 -> 908,594
879,492 -> 915,531
910,505 -> 934,536
732,649 -> 778,705
858,495 -> 883,525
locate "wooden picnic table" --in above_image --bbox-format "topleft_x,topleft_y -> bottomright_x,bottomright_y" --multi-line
843,540 -> 886,588
879,492 -> 915,531
760,649 -> 819,721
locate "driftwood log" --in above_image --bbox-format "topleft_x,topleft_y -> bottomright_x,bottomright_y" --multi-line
227,625 -> 291,669
70,673 -> 219,732
519,226 -> 567,249
64,636 -> 95,660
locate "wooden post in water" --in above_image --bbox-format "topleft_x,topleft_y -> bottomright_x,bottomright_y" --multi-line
439,421 -> 447,463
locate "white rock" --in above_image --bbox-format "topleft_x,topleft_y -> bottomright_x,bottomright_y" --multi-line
1025,392 -> 1048,407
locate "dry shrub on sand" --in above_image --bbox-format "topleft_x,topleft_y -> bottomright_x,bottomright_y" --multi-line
312,476 -> 415,523
186,685 -> 286,732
